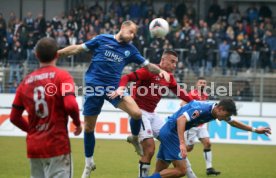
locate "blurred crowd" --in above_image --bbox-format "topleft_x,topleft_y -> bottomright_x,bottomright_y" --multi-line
0,0 -> 276,93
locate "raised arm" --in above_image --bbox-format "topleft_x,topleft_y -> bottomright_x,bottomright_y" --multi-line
144,63 -> 170,82
177,115 -> 188,158
108,68 -> 151,99
227,120 -> 271,135
58,44 -> 86,58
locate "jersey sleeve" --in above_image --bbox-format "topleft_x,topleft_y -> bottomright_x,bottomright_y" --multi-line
170,76 -> 193,103
119,67 -> 151,87
183,108 -> 201,122
82,35 -> 100,51
129,50 -> 149,66
10,85 -> 29,132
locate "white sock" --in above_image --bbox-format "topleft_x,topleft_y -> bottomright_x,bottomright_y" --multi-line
138,161 -> 150,178
185,158 -> 197,178
203,149 -> 212,169
85,156 -> 94,166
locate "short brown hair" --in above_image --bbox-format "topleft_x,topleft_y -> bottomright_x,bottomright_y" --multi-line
35,37 -> 58,63
162,49 -> 178,57
197,77 -> 206,81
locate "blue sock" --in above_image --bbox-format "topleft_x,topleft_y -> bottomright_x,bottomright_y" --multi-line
130,118 -> 142,136
84,131 -> 95,157
147,173 -> 161,178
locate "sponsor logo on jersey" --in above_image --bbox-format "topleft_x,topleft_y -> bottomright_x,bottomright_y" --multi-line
191,110 -> 200,119
105,50 -> 123,62
124,50 -> 130,57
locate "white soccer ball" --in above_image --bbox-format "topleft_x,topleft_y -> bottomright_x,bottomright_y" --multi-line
149,18 -> 169,38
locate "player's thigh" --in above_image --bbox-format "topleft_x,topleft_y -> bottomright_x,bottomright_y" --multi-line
151,113 -> 165,138
30,158 -> 45,178
83,94 -> 105,116
46,154 -> 72,178
197,127 -> 210,139
185,128 -> 198,146
139,111 -> 154,142
117,96 -> 141,119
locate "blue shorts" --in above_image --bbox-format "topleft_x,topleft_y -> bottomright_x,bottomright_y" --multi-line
83,85 -> 126,116
157,123 -> 183,162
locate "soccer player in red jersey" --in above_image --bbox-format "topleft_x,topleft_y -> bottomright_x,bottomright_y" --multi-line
181,77 -> 220,176
108,50 -> 193,178
10,37 -> 82,178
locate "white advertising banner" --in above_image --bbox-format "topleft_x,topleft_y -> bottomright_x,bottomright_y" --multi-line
0,94 -> 275,145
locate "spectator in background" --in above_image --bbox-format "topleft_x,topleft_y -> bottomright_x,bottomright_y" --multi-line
259,3 -> 272,19
205,32 -> 216,76
229,47 -> 241,75
24,12 -> 34,32
8,79 -> 18,93
228,6 -> 241,26
0,13 -> 7,40
36,14 -> 47,37
235,81 -> 253,101
8,40 -> 24,83
187,43 -> 199,76
260,42 -> 272,72
175,1 -> 187,26
208,0 -> 221,23
56,30 -> 68,48
246,3 -> 258,23
219,39 -> 230,75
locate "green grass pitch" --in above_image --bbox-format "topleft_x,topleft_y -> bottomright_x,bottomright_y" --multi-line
0,136 -> 276,178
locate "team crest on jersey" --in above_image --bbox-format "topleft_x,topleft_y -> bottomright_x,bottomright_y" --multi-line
124,50 -> 130,57
191,110 -> 200,119
147,129 -> 152,135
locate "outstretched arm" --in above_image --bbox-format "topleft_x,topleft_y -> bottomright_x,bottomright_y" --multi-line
177,115 -> 188,158
58,44 -> 86,58
228,120 -> 271,135
144,63 -> 170,82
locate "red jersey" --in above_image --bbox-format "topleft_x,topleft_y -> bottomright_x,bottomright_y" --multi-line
120,67 -> 192,112
11,66 -> 78,158
188,89 -> 208,101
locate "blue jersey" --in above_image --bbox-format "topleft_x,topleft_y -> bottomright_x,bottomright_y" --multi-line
82,34 -> 148,86
166,100 -> 232,131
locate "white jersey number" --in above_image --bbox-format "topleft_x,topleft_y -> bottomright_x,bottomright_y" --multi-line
33,86 -> 49,118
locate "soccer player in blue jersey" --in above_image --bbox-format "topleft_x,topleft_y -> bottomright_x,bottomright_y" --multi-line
147,99 -> 271,178
58,20 -> 170,178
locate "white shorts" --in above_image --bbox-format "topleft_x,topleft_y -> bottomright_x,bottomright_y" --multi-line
139,109 -> 165,142
184,124 -> 210,146
30,154 -> 72,178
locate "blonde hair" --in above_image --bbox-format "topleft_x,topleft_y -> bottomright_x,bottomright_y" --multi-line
121,20 -> 137,30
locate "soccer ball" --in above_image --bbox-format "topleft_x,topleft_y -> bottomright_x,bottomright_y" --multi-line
149,18 -> 169,38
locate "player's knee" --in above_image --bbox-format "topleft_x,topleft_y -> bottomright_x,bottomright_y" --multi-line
204,141 -> 211,149
142,139 -> 155,158
176,168 -> 186,177
145,147 -> 155,158
186,145 -> 194,152
84,123 -> 95,132
130,109 -> 142,119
